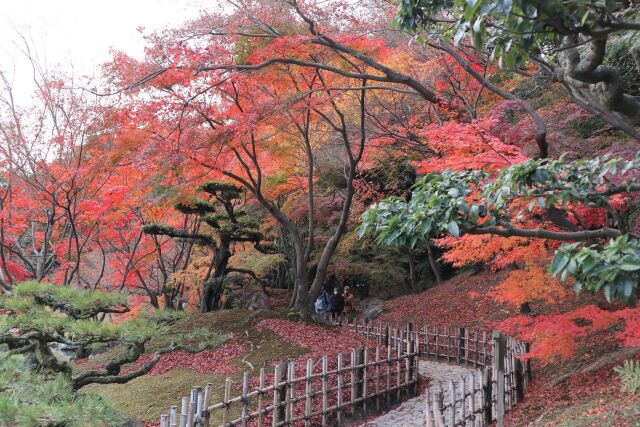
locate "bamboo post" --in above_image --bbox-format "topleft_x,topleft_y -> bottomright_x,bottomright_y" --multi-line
474,331 -> 480,368
511,347 -> 524,404
481,332 -> 488,367
406,337 -> 413,395
469,372 -> 476,427
169,406 -> 178,427
385,322 -> 390,347
363,348 -> 369,416
322,356 -> 329,427
506,348 -> 513,408
449,379 -> 455,426
425,391 -> 433,427
354,348 -> 365,417
375,347 -> 381,412
321,356 -> 328,427
464,328 -> 470,367
493,331 -> 505,427
423,323 -> 429,359
203,383 -> 212,425
433,385 -> 445,427
257,368 -> 265,427
197,392 -> 204,419
222,379 -> 232,427
434,325 -> 439,360
189,392 -> 197,426
461,376 -> 466,426
337,353 -> 344,425
484,367 -> 493,425
180,396 -> 188,427
350,349 -> 357,417
305,358 -> 313,426
385,344 -> 391,408
285,362 -> 295,423
396,340 -> 402,402
241,371 -> 249,427
273,362 -> 287,426
456,327 -> 462,364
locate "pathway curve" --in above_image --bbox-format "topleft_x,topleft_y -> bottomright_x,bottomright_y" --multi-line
361,360 -> 477,427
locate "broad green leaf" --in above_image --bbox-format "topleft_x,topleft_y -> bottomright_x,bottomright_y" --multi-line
447,220 -> 460,238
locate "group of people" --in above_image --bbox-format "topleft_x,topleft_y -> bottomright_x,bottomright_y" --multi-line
314,286 -> 357,323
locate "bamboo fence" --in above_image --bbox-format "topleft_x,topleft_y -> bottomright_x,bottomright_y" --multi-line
346,320 -> 531,427
159,319 -> 529,427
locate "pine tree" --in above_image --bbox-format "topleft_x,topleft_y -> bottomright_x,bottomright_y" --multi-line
143,181 -> 275,311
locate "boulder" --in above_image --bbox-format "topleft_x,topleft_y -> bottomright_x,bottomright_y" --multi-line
361,297 -> 385,321
246,291 -> 271,311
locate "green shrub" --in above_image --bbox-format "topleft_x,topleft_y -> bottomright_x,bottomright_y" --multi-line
571,116 -> 607,138
0,355 -> 127,426
511,79 -> 545,100
605,38 -> 640,97
614,359 -> 640,395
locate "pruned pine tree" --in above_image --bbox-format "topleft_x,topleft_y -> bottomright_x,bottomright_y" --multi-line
0,281 -> 225,391
143,181 -> 276,312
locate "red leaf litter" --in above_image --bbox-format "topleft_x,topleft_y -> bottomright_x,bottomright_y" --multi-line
257,318 -> 371,359
127,343 -> 245,376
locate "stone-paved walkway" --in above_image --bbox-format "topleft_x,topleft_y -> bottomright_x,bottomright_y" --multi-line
361,360 -> 477,427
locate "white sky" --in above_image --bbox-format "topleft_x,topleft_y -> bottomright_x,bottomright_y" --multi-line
0,0 -> 213,103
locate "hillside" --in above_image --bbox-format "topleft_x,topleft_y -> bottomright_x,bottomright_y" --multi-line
76,305 -> 371,424
378,271 -> 640,426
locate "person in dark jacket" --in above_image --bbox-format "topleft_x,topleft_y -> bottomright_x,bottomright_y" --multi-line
330,287 -> 345,324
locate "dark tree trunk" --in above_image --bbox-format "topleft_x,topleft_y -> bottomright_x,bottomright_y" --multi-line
408,250 -> 418,294
201,240 -> 232,312
426,243 -> 442,284
519,302 -> 532,314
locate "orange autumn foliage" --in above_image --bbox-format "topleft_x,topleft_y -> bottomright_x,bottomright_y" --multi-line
490,262 -> 566,306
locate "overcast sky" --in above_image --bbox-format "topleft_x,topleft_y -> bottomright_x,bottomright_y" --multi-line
0,0 -> 211,103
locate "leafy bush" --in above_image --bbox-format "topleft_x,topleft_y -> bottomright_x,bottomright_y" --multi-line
605,36 -> 640,97
511,79 -> 544,100
571,117 -> 607,138
0,355 -> 127,426
614,359 -> 640,395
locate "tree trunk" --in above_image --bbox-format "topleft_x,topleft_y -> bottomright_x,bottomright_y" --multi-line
408,250 -> 418,293
200,240 -> 231,312
307,176 -> 356,306
292,238 -> 310,309
426,243 -> 442,284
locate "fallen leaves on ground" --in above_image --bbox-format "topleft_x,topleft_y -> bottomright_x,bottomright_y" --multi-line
126,343 -> 245,376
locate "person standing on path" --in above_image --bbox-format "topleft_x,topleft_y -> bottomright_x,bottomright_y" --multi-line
330,287 -> 345,324
343,286 -> 357,318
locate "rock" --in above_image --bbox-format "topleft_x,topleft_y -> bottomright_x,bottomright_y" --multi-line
246,291 -> 271,311
361,297 -> 385,321
49,342 -> 80,360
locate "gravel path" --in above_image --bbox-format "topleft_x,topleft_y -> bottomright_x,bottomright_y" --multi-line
361,360 -> 477,427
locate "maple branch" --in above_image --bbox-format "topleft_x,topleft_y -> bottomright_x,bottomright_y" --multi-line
304,85 -> 421,96
285,0 -> 439,103
85,68 -> 169,96
196,58 -> 393,83
429,41 -> 549,158
466,224 -> 622,241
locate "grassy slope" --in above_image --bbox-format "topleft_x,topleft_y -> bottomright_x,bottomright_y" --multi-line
79,309 -> 309,424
